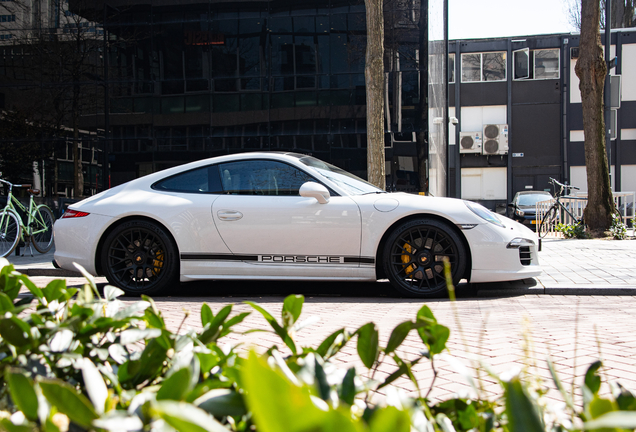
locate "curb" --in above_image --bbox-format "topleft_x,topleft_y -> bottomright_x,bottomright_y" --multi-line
17,268 -> 83,278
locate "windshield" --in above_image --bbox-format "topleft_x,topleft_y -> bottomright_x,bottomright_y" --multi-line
298,156 -> 384,195
517,193 -> 552,206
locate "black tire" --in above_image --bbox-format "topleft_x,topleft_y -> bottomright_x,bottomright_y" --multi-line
100,220 -> 179,296
538,206 -> 558,238
31,205 -> 54,253
382,218 -> 467,298
0,210 -> 20,258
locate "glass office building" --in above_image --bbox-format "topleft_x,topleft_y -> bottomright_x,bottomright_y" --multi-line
69,0 -> 447,194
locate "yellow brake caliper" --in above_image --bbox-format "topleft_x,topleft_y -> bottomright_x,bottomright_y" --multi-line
401,243 -> 416,275
153,250 -> 164,275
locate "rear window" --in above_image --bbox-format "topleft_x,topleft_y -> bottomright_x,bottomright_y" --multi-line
153,165 -> 223,193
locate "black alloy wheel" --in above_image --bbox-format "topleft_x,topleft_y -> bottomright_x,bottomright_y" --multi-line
101,220 -> 178,296
383,218 -> 466,298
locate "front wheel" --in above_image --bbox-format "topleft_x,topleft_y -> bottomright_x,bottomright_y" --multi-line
538,206 -> 558,238
100,220 -> 179,296
31,205 -> 55,253
0,211 -> 20,258
382,218 -> 467,298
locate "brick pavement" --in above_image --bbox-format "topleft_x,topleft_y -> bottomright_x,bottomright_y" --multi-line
5,238 -> 636,404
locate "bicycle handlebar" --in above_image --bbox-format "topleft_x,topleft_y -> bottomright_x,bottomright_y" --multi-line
549,177 -> 580,191
0,179 -> 31,189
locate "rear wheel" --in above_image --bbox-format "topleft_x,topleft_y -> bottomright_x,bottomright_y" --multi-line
0,211 -> 20,258
100,220 -> 179,296
31,205 -> 54,253
382,218 -> 467,298
538,206 -> 558,238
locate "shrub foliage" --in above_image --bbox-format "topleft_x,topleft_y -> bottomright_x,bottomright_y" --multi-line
0,259 -> 635,432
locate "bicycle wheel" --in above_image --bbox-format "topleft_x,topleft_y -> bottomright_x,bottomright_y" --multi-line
31,205 -> 54,253
538,206 -> 558,238
0,210 -> 21,258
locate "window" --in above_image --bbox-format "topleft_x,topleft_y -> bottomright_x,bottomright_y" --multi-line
461,52 -> 506,82
513,48 -> 559,80
449,53 -> 455,83
534,49 -> 559,79
218,160 -> 315,195
153,166 -> 223,193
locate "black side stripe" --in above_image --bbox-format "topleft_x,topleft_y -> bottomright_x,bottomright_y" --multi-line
181,253 -> 375,264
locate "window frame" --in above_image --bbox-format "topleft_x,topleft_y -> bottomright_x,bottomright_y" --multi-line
460,51 -> 507,83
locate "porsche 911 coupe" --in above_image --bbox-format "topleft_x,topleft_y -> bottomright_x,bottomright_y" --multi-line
54,152 -> 541,297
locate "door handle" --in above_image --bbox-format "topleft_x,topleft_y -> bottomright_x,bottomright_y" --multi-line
217,210 -> 243,221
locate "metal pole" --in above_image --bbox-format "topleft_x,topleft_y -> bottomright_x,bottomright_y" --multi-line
102,3 -> 110,192
604,0 -> 612,187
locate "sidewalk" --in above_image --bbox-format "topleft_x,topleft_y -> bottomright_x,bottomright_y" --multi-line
6,238 -> 636,295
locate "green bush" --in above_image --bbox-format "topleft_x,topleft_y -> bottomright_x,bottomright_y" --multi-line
555,222 -> 588,239
0,259 -> 635,432
609,212 -> 628,240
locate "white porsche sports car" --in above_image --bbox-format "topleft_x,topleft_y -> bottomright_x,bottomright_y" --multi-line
54,152 -> 541,297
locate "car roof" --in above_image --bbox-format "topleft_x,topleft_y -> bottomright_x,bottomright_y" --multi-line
516,190 -> 552,195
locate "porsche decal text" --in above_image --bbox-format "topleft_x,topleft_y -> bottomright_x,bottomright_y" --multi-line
260,255 -> 342,263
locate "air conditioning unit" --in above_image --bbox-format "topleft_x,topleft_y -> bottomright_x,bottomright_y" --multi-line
482,124 -> 509,155
459,132 -> 482,154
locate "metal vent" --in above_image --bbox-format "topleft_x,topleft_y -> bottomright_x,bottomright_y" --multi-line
484,124 -> 500,139
519,246 -> 532,266
484,139 -> 499,153
461,135 -> 475,149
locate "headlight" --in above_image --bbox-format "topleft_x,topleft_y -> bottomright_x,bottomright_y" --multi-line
515,209 -> 525,216
506,238 -> 535,249
464,201 -> 505,228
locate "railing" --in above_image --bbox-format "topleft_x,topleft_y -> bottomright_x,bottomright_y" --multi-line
535,191 -> 635,238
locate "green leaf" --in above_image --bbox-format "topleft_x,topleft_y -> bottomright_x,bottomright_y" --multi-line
282,294 -> 304,328
201,303 -> 213,326
589,396 -> 618,420
369,406 -> 410,432
314,357 -> 330,401
6,369 -> 38,421
585,361 -> 603,395
0,315 -> 31,346
242,351 -> 326,432
154,400 -> 231,432
315,328 -> 351,360
157,367 -> 193,401
80,358 -> 108,415
0,292 -> 14,312
547,357 -> 574,410
503,377 -> 544,432
38,377 -> 98,429
385,321 -> 413,354
42,279 -> 67,303
199,305 -> 233,345
584,411 -> 636,430
339,368 -> 357,405
0,418 -> 34,432
194,389 -> 247,418
246,301 -> 297,354
357,322 -> 379,369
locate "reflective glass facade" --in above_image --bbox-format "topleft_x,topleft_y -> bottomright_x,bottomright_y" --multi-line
68,0 -> 444,191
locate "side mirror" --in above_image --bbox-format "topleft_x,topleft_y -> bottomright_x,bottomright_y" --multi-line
300,182 -> 330,204
508,203 -> 516,208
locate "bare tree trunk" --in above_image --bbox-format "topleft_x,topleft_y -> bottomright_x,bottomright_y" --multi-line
575,0 -> 615,235
365,0 -> 386,190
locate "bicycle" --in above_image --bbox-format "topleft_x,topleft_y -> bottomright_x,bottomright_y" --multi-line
538,177 -> 584,238
0,179 -> 55,257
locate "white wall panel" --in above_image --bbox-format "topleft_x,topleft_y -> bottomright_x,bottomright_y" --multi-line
570,130 -> 585,142
449,106 -> 456,145
621,44 -> 636,101
621,165 -> 636,193
569,165 -> 616,193
461,167 -> 507,200
622,129 -> 636,140
460,105 -> 506,132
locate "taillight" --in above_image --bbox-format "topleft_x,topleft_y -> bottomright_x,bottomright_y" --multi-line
62,209 -> 90,219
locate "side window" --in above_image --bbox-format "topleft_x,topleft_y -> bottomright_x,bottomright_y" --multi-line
153,165 -> 223,193
219,160 -> 314,196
